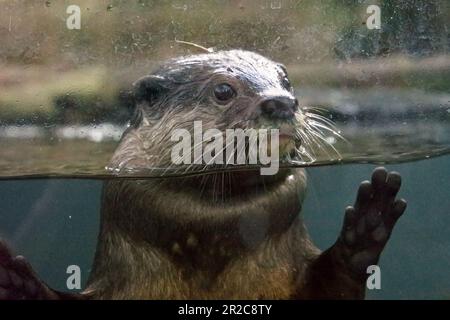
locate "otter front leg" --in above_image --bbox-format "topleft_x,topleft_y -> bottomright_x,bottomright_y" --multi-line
0,240 -> 84,300
299,167 -> 407,299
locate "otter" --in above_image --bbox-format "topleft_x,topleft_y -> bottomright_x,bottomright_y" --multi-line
0,50 -> 406,300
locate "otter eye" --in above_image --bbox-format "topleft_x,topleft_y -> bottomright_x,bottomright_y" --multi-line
214,83 -> 236,102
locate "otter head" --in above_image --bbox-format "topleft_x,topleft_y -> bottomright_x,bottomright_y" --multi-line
104,50 -> 315,243
111,50 -> 307,181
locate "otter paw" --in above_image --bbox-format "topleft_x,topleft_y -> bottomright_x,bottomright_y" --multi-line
0,239 -> 55,300
338,167 -> 407,274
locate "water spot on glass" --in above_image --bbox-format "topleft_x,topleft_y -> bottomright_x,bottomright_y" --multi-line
270,1 -> 282,10
172,3 -> 188,11
45,1 -> 51,7
326,137 -> 337,144
107,4 -> 114,11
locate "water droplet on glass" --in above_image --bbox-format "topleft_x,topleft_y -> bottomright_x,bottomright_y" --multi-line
172,3 -> 187,11
270,1 -> 282,9
107,4 -> 113,11
45,1 -> 51,7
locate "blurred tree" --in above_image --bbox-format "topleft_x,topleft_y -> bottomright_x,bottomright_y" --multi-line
334,0 -> 449,59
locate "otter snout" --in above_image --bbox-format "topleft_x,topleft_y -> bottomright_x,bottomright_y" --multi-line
260,96 -> 298,120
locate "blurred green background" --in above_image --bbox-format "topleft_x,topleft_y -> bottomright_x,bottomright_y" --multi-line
0,0 -> 449,124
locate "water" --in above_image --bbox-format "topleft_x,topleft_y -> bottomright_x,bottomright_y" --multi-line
1,86 -> 449,178
304,157 -> 450,299
0,156 -> 449,299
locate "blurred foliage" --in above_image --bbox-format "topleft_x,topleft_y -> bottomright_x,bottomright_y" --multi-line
0,0 -> 449,124
336,1 -> 449,59
0,0 -> 448,64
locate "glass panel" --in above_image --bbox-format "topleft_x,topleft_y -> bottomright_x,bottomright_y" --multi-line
0,0 -> 449,301
0,1 -> 448,178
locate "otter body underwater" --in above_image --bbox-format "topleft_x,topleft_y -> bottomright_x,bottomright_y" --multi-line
0,50 -> 406,300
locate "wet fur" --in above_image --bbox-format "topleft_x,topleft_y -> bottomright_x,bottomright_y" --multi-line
86,51 -> 321,298
86,170 -> 321,299
0,50 -> 406,300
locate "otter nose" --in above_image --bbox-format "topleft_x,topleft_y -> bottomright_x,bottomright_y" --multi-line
260,97 -> 298,120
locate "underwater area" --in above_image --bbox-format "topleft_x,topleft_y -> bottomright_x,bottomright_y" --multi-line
1,158 -> 450,299
0,0 -> 449,299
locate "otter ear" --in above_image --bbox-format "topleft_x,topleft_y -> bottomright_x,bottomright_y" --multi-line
133,75 -> 170,104
277,63 -> 288,75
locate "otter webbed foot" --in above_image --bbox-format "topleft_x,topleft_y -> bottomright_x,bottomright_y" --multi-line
337,167 -> 407,275
0,239 -> 63,300
297,167 -> 406,299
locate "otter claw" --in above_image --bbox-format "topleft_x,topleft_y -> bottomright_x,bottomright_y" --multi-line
338,167 -> 407,275
0,239 -> 55,300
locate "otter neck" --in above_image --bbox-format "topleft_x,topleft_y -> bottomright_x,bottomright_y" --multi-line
97,169 -> 306,273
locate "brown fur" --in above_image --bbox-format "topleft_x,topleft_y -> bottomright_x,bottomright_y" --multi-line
84,50 -> 368,299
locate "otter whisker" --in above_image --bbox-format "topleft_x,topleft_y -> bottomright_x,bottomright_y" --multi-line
305,126 -> 340,159
294,129 -> 317,162
227,171 -> 233,199
221,171 -> 225,202
209,138 -> 236,170
212,172 -> 218,202
294,144 -> 315,163
302,121 -> 337,157
308,121 -> 340,151
307,119 -> 345,141
304,110 -> 348,145
290,106 -> 346,162
235,135 -> 247,168
305,113 -> 340,133
302,122 -> 331,152
227,118 -> 254,130
199,174 -> 209,198
174,39 -> 213,53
